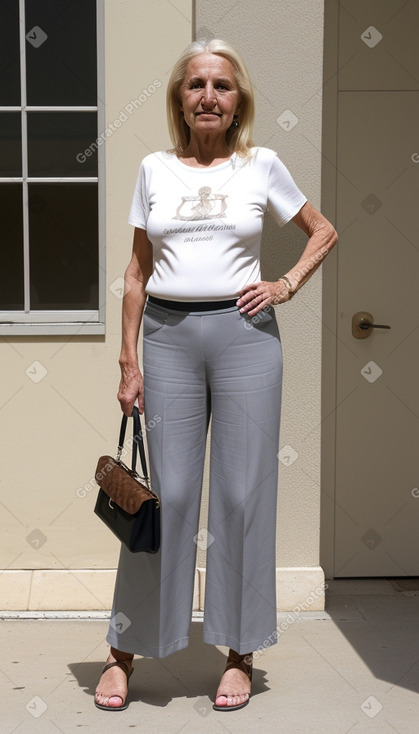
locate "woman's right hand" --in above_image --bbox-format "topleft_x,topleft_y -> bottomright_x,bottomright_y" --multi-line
117,364 -> 144,416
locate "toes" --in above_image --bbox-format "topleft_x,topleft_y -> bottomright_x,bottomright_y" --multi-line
95,692 -> 124,708
107,695 -> 124,707
215,692 -> 249,708
215,694 -> 228,707
231,693 -> 248,706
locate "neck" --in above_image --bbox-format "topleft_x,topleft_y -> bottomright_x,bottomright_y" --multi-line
182,133 -> 231,165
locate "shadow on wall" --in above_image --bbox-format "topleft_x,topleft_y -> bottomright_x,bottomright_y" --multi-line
261,210 -> 308,284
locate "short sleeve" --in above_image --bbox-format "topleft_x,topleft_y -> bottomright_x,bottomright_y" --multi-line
267,154 -> 307,227
128,160 -> 149,229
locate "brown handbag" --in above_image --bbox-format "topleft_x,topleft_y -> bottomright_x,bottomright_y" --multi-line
94,406 -> 160,553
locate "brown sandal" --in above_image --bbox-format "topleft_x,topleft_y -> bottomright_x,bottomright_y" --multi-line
94,659 -> 134,711
213,649 -> 253,711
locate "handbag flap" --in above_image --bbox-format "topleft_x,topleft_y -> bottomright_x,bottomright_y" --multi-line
95,455 -> 154,514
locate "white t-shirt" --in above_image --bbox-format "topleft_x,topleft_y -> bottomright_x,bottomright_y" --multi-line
128,146 -> 307,301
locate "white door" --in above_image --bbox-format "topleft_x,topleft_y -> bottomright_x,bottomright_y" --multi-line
332,0 -> 419,576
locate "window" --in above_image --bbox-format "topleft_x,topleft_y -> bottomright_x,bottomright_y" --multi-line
0,0 -> 105,334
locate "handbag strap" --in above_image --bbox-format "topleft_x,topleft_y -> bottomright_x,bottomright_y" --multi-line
117,406 -> 149,480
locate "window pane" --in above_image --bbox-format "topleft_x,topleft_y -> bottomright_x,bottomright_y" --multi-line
29,183 -> 98,310
0,0 -> 21,105
0,184 -> 24,310
28,112 -> 97,177
0,113 -> 22,176
25,0 -> 97,106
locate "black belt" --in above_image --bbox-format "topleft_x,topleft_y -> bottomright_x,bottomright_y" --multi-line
148,295 -> 237,312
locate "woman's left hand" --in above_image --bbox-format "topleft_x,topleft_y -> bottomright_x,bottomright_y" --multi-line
236,280 -> 290,316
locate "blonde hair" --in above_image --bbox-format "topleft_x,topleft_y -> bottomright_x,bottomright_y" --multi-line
166,39 -> 255,157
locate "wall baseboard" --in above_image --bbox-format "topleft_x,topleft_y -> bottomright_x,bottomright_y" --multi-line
0,566 -> 326,612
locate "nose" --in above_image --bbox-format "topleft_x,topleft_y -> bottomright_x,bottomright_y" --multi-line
201,83 -> 217,108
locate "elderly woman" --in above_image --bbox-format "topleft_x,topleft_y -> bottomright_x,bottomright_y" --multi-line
95,39 -> 337,712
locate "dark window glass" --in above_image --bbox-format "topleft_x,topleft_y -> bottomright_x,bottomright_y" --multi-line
25,0 -> 97,106
0,113 -> 22,176
0,184 -> 24,310
0,0 -> 21,105
29,183 -> 98,310
28,112 -> 97,177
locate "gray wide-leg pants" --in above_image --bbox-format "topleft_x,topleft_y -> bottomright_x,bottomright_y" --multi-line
106,299 -> 283,658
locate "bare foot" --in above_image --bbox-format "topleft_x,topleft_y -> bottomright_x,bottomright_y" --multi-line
94,648 -> 134,709
214,666 -> 251,708
214,651 -> 253,709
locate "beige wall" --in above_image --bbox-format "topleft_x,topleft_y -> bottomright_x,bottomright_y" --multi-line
0,0 -> 192,610
0,0 -> 326,611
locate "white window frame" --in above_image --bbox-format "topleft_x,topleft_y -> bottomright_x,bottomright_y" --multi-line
0,0 -> 105,335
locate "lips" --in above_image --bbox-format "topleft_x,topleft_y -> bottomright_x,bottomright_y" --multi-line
195,111 -> 221,117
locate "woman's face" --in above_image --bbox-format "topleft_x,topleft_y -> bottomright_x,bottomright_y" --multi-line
179,53 -> 240,140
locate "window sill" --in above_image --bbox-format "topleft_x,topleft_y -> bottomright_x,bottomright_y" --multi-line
0,321 -> 105,336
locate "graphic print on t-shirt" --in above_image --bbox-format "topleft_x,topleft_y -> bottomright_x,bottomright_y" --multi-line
174,186 -> 228,221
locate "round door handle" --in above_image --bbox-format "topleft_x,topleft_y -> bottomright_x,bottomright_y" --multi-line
352,311 -> 391,339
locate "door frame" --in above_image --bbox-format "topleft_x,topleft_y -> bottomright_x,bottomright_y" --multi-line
320,0 -> 340,579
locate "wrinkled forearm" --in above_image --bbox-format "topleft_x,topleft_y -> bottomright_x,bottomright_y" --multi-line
283,220 -> 338,295
119,270 -> 147,368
